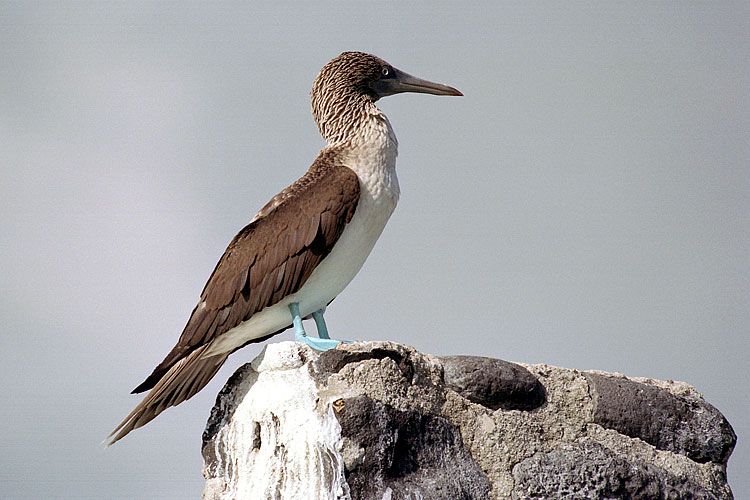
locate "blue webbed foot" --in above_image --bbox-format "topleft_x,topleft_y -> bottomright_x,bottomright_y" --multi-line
296,335 -> 343,351
289,303 -> 350,352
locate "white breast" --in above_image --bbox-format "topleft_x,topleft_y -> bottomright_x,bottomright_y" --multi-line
205,113 -> 399,356
293,113 -> 400,313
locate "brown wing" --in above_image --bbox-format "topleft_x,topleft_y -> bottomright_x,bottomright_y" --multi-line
132,157 -> 359,393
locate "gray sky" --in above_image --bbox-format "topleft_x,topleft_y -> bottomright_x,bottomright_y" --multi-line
1,1 -> 747,498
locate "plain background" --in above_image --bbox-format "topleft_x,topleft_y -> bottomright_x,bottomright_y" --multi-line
1,2 -> 747,498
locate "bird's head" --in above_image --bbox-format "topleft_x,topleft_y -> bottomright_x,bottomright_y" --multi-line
311,51 -> 462,143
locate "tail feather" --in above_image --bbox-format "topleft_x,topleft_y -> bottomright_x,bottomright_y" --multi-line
105,345 -> 229,446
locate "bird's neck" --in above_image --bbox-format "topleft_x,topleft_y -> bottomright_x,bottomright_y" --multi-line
316,98 -> 400,206
313,95 -> 398,150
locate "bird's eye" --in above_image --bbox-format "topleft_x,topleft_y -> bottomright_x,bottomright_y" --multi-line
381,66 -> 391,77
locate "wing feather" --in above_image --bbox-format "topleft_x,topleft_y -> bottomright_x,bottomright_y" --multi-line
131,160 -> 359,394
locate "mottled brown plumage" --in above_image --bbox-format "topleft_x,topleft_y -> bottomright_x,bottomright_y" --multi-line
312,52 -> 387,144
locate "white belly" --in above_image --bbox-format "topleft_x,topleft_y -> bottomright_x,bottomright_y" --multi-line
290,187 -> 397,316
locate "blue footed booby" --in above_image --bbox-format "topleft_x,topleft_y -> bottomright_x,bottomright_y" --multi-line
107,51 -> 461,444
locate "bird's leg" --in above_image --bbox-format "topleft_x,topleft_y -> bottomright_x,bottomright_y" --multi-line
312,308 -> 330,339
289,302 -> 341,351
289,301 -> 306,338
312,307 -> 353,345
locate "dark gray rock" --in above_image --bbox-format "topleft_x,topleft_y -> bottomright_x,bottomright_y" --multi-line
440,355 -> 546,410
335,395 -> 491,500
586,373 -> 736,464
512,441 -> 717,500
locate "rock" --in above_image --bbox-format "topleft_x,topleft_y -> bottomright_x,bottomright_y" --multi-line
440,355 -> 545,410
335,395 -> 491,500
512,441 -> 718,500
585,372 -> 736,464
201,341 -> 736,500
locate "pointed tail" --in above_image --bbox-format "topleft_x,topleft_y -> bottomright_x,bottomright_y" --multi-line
105,345 -> 229,446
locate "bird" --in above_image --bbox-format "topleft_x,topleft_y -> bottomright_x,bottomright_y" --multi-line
106,51 -> 462,445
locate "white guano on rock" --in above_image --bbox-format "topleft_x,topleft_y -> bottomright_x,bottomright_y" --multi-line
202,342 -> 349,500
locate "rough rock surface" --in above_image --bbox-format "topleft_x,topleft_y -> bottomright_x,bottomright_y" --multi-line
202,341 -> 736,500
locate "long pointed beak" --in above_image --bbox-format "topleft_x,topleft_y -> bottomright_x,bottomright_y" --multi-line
371,67 -> 463,98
